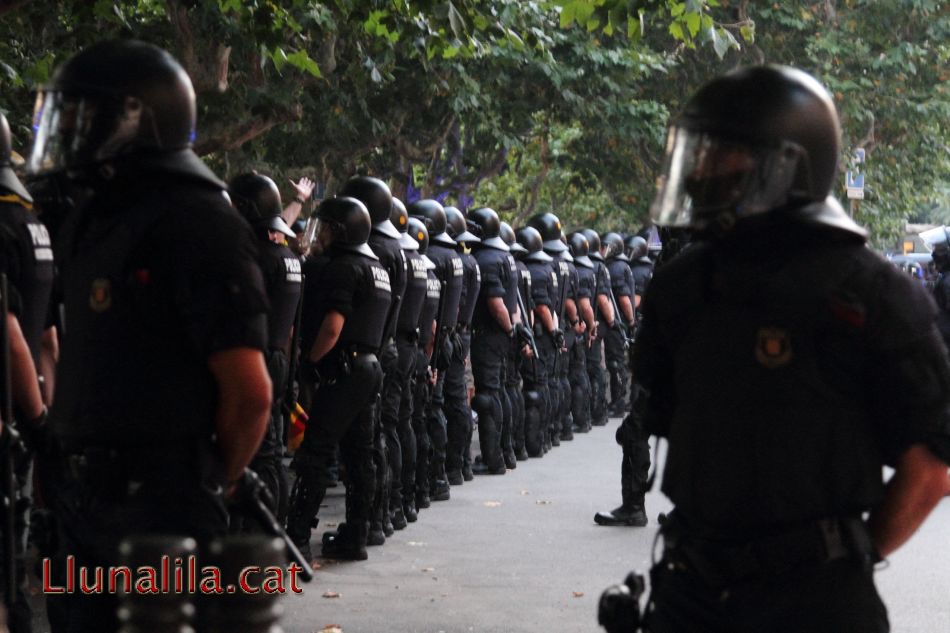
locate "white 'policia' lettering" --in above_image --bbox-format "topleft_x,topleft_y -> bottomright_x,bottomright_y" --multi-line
28,223 -> 53,262
283,257 -> 302,283
372,266 -> 392,292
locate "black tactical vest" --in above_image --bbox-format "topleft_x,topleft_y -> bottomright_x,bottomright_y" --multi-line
398,250 -> 428,336
651,240 -> 889,534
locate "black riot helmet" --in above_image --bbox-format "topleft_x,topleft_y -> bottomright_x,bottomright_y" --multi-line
228,172 -> 295,238
581,228 -> 603,262
26,40 -> 218,184
390,196 -> 418,250
602,232 -> 629,261
651,65 -> 842,234
313,196 -> 377,259
515,226 -> 552,264
568,231 -> 594,268
406,216 -> 436,270
408,199 -> 456,247
922,226 -> 950,273
444,205 -> 481,244
527,212 -> 568,253
625,235 -> 649,262
468,207 -> 508,251
500,221 -> 526,256
339,175 -> 400,238
0,112 -> 32,202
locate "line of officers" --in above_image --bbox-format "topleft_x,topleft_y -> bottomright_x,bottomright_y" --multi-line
271,173 -> 663,562
0,38 -> 662,632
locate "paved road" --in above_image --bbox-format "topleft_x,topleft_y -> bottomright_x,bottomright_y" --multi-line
280,417 -> 950,633
28,415 -> 950,632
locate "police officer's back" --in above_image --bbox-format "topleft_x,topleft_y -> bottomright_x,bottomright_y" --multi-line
289,196 -> 390,562
636,65 -> 950,633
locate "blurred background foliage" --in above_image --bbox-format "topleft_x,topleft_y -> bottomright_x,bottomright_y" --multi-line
0,0 -> 947,246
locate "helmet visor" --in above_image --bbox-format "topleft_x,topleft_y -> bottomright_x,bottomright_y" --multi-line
27,90 -> 136,177
650,127 -> 806,230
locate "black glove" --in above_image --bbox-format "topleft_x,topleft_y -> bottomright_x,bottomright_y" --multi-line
549,328 -> 565,351
514,323 -> 532,348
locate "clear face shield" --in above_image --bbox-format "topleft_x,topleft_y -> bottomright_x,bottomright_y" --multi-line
301,216 -> 340,256
27,90 -> 142,177
650,127 -> 808,232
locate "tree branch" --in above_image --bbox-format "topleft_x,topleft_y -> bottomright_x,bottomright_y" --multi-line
194,104 -> 303,155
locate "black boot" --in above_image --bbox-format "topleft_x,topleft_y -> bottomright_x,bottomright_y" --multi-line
462,463 -> 474,481
403,498 -> 418,523
471,461 -> 506,475
391,506 -> 408,531
446,469 -> 464,486
367,521 -> 386,546
322,521 -> 369,560
430,479 -> 451,502
594,504 -> 647,527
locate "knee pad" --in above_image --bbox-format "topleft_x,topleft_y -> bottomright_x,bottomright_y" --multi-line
523,390 -> 542,408
471,393 -> 495,417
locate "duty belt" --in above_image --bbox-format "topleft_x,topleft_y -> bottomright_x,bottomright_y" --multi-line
661,514 -> 878,587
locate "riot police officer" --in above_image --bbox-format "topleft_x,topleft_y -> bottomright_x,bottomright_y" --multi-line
387,197 -> 426,528
602,232 -> 635,417
581,228 -> 613,428
467,208 -> 518,474
527,213 -> 575,444
500,221 -> 527,464
288,196 -> 390,562
407,200 -> 463,501
928,229 -> 950,350
594,232 -> 652,528
338,176 -> 407,545
443,205 -> 481,483
566,231 -> 596,434
0,110 -> 54,633
637,65 -> 950,632
405,216 -> 440,512
228,172 -> 302,523
515,226 -> 554,457
28,41 -> 273,631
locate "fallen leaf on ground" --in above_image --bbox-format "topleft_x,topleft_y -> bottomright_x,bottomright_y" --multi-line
520,490 -> 530,495
322,591 -> 341,599
483,501 -> 502,507
421,567 -> 435,572
310,560 -> 322,571
325,522 -> 338,527
317,626 -> 342,633
572,591 -> 585,598
535,500 -> 552,505
407,541 -> 426,546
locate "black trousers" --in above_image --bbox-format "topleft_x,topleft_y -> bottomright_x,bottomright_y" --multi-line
470,330 -> 508,469
617,383 -> 651,505
537,334 -> 561,444
392,336 -> 418,509
410,348 -> 432,500
444,329 -> 472,477
644,555 -> 889,633
288,353 -> 381,541
568,333 -> 591,430
373,339 -> 400,526
604,326 -> 629,411
505,349 -> 525,455
586,336 -> 608,425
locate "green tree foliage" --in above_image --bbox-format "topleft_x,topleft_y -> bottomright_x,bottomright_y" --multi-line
0,1 -> 945,244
